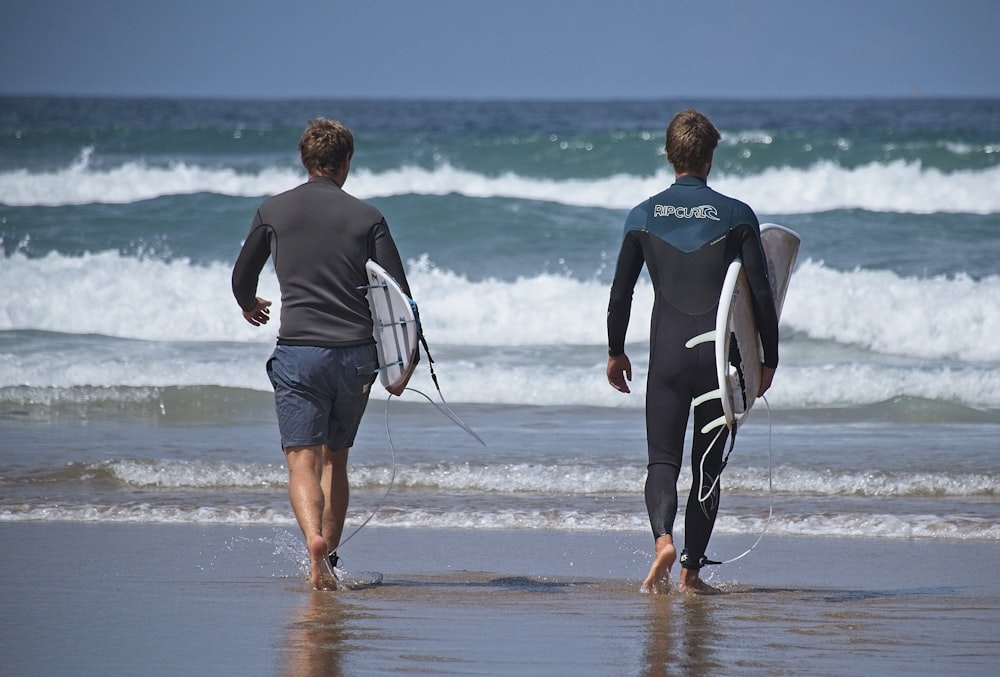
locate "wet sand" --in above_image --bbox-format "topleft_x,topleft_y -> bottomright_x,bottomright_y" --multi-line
2,523 -> 998,676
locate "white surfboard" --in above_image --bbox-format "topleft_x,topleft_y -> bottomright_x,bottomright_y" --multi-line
716,223 -> 800,430
689,223 -> 800,433
365,260 -> 420,393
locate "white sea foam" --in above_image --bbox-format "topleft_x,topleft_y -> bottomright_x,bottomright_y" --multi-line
108,458 -> 286,488
3,250 -> 999,408
0,147 -> 300,206
783,260 -> 1000,362
99,458 -> 1000,498
4,250 -> 997,361
7,454 -> 999,540
3,150 -> 1000,214
0,250 -> 280,343
3,503 -> 996,540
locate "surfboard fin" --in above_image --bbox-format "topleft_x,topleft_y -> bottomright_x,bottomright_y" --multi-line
685,330 -> 715,348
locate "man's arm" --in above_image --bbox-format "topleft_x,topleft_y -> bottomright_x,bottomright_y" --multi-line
232,216 -> 272,313
736,219 -> 779,396
606,229 -> 645,394
742,237 -> 779,369
370,218 -> 411,297
607,230 -> 644,358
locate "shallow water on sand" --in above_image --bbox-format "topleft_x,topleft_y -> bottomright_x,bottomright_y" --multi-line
3,523 -> 998,676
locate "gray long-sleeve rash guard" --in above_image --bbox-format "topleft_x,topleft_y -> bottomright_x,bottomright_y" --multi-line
232,176 -> 411,348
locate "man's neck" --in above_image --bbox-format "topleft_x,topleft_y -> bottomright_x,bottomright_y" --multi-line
309,172 -> 344,187
675,170 -> 709,181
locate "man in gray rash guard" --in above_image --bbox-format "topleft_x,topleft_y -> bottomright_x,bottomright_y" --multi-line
233,118 -> 412,590
606,109 -> 778,594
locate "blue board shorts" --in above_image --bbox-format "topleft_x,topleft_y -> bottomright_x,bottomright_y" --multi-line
266,344 -> 379,451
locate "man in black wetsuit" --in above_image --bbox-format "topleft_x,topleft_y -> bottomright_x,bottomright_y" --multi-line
606,109 -> 778,593
232,118 -> 413,590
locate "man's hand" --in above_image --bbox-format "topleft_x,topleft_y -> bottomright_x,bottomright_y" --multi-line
607,354 -> 632,394
242,298 -> 272,327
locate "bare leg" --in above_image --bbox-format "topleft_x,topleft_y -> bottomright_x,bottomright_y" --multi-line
678,567 -> 719,594
285,445 -> 338,590
641,534 -> 676,594
321,446 -> 350,561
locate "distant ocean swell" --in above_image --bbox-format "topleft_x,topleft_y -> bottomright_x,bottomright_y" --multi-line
3,151 -> 1000,214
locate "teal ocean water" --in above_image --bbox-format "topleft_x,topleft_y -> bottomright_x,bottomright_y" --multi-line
1,97 -> 998,547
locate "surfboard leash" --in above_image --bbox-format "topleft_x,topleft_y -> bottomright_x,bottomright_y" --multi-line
333,394 -> 399,555
338,266 -> 483,559
336,334 -> 485,555
697,396 -> 775,567
407,332 -> 485,446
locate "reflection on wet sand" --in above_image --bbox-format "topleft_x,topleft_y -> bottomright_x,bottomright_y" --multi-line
281,592 -> 347,677
642,593 -> 719,676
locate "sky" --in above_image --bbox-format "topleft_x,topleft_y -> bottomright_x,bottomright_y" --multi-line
2,0 -> 998,100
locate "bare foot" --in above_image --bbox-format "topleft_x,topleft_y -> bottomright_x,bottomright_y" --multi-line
640,538 -> 676,594
678,571 -> 720,595
308,534 -> 339,591
640,577 -> 674,594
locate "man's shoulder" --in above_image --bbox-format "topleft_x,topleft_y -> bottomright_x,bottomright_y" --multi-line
264,181 -> 383,217
703,184 -> 754,214
310,181 -> 384,218
259,181 -> 310,208
343,191 -> 384,218
624,199 -> 651,233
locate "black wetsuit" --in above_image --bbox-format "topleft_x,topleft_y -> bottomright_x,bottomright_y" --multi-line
232,176 -> 410,347
607,176 -> 778,569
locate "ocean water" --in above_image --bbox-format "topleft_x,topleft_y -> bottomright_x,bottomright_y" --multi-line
1,97 -> 998,555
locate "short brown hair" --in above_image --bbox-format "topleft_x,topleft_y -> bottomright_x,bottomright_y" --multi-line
298,118 -> 354,176
664,109 -> 720,174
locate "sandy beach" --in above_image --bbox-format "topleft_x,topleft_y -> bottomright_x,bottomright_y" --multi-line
3,522 -> 998,676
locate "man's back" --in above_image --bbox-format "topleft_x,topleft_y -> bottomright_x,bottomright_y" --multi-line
626,176 -> 758,316
233,176 -> 408,348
